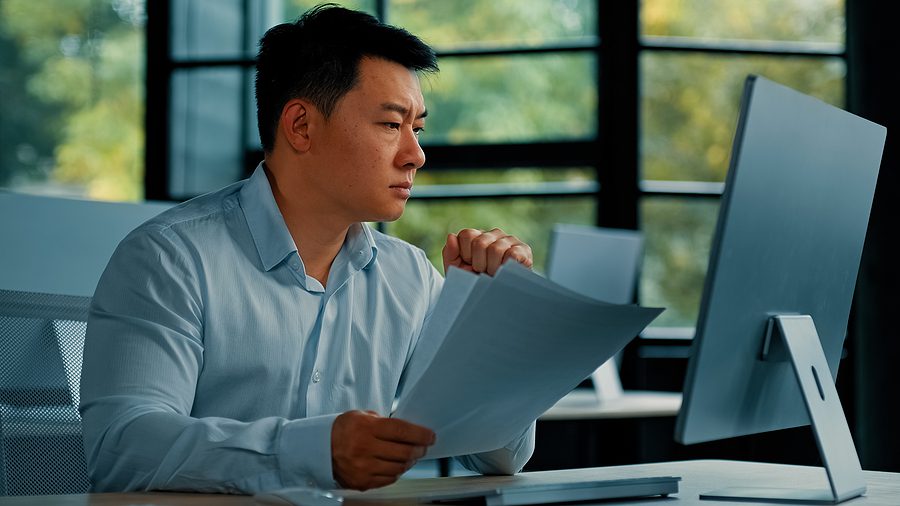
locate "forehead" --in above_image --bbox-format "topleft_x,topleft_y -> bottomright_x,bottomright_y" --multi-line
347,57 -> 425,111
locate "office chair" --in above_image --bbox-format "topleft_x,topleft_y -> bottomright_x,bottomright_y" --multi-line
0,289 -> 91,495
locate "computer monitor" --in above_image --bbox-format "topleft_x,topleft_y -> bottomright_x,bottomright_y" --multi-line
674,76 -> 886,503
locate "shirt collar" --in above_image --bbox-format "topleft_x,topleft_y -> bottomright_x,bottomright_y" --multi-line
240,163 -> 298,272
239,162 -> 379,272
346,222 -> 378,272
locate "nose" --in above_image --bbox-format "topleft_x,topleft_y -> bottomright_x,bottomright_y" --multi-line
397,127 -> 426,170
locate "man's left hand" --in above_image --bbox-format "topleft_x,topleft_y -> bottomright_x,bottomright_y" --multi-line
442,228 -> 533,276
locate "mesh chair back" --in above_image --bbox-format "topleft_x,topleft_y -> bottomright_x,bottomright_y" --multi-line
0,289 -> 91,495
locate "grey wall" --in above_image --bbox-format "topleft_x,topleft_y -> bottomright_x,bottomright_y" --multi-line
0,191 -> 171,297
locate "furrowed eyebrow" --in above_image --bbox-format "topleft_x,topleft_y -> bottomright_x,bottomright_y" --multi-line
381,102 -> 428,120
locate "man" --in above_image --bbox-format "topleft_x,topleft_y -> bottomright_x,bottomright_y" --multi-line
79,4 -> 535,494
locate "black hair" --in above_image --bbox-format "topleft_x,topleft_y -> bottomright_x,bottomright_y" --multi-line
254,3 -> 438,152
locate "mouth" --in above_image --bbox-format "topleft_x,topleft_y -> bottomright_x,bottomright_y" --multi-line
390,181 -> 413,198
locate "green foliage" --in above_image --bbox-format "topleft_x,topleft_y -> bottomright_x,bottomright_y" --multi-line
389,196 -> 595,274
641,198 -> 718,326
0,28 -> 57,185
0,0 -> 847,327
388,0 -> 595,48
421,53 -> 596,144
637,0 -> 845,325
287,0 -> 375,17
389,0 -> 844,328
643,0 -> 844,43
394,0 -> 596,145
642,54 -> 844,182
0,0 -> 144,200
383,1 -> 599,275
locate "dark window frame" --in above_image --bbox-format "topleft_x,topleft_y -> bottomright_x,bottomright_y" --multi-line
145,0 -> 848,332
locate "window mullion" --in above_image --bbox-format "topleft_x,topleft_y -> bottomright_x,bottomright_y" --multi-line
145,0 -> 172,200
597,0 -> 640,230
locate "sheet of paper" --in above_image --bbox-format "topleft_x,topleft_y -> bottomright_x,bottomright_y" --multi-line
397,268 -> 485,400
393,263 -> 663,459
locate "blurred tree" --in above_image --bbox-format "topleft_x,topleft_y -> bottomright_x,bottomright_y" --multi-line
639,0 -> 845,325
0,28 -> 57,186
0,0 -> 845,326
283,1 -> 845,327
289,0 -> 373,15
391,0 -> 596,145
0,0 -> 144,200
643,0 -> 844,43
385,1 -> 599,272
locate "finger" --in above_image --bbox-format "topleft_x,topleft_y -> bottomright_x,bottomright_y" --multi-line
368,438 -> 429,463
442,233 -> 460,273
373,418 -> 436,446
487,236 -> 524,275
502,243 -> 534,269
470,229 -> 506,273
455,228 -> 482,266
470,235 -> 489,273
342,465 -> 402,491
365,456 -> 412,477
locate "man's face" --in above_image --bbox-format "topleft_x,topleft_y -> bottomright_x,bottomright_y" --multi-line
307,57 -> 427,224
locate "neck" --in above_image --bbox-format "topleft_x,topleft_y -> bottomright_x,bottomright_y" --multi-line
263,159 -> 350,286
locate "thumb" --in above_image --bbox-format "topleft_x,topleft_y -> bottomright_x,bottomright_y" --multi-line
442,233 -> 461,273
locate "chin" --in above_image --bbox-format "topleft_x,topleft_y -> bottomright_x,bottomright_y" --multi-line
367,204 -> 406,223
380,211 -> 405,223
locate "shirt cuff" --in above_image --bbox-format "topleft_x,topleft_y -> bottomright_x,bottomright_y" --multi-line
278,413 -> 340,489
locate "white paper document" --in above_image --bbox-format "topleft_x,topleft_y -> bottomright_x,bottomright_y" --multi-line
393,263 -> 664,459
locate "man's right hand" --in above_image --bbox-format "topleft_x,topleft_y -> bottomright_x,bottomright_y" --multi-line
331,410 -> 436,490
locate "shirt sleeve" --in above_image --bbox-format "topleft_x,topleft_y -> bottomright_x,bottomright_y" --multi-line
454,421 -> 536,475
79,226 -> 337,494
421,252 -> 445,324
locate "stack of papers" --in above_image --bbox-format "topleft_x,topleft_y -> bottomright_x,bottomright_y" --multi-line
392,263 -> 663,459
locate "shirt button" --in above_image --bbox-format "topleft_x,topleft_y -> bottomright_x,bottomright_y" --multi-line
312,370 -> 322,383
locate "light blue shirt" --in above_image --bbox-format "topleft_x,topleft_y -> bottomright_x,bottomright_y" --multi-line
79,164 -> 535,494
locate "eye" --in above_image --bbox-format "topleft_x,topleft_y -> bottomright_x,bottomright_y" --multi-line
413,127 -> 425,137
384,122 -> 401,130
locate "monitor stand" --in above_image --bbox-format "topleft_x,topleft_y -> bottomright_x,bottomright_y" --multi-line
701,315 -> 867,504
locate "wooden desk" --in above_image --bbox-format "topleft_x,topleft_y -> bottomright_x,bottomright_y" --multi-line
0,460 -> 897,505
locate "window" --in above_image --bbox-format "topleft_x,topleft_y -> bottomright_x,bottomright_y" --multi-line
384,0 -> 599,270
0,0 -> 145,201
148,0 -> 846,330
639,0 -> 845,327
151,0 -> 600,270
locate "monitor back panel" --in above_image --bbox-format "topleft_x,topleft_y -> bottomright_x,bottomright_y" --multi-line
676,76 -> 886,444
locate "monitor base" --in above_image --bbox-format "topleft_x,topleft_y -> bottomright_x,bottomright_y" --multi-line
699,315 -> 866,504
701,486 -> 847,504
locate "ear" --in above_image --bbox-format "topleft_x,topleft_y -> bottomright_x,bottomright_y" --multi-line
278,99 -> 313,153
